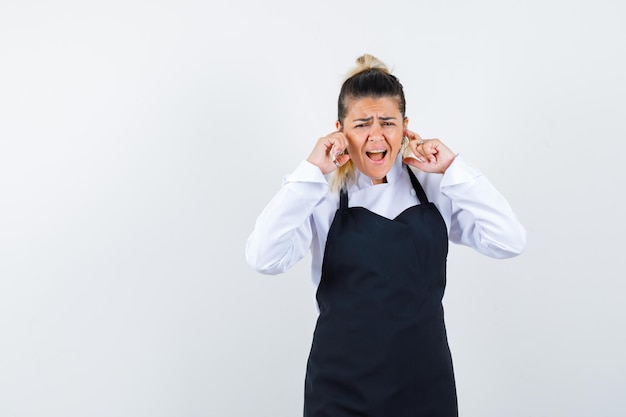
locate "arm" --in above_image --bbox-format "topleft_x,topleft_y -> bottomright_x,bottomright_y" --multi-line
247,131 -> 351,274
440,155 -> 527,259
403,131 -> 526,259
245,160 -> 330,275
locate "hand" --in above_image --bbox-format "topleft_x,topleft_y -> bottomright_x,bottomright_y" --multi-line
402,130 -> 456,174
307,131 -> 351,175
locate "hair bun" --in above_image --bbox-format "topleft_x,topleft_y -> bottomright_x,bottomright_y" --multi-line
345,54 -> 391,79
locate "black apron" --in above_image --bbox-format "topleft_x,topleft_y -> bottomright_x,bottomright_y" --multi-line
304,165 -> 458,417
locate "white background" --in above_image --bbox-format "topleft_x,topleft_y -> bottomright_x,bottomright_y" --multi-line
1,1 -> 625,416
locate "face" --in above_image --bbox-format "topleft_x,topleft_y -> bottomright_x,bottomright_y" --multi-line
337,96 -> 408,185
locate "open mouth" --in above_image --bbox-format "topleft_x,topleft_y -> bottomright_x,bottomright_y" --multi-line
366,149 -> 387,162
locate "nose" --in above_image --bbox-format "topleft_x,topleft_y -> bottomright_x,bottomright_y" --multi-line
368,124 -> 383,141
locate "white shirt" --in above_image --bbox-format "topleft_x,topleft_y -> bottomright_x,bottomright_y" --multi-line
246,153 -> 527,290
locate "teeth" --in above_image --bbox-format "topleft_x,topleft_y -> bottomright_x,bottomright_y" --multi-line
368,150 -> 386,154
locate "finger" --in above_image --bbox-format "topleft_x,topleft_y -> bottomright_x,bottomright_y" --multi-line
330,144 -> 341,166
422,141 -> 441,164
334,152 -> 351,168
404,129 -> 422,142
325,132 -> 344,149
412,139 -> 427,162
334,134 -> 349,154
403,155 -> 426,167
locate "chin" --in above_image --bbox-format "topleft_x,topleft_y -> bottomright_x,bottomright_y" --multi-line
366,168 -> 391,183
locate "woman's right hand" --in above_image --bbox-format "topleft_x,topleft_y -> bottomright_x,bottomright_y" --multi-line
307,131 -> 351,175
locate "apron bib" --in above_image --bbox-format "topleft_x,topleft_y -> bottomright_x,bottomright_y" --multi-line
304,166 -> 458,417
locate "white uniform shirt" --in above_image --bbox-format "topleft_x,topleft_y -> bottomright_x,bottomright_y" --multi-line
246,153 -> 527,290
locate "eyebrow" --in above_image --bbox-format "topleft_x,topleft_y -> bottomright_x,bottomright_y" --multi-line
352,116 -> 397,123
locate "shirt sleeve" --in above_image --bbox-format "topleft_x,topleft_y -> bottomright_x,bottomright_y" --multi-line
439,155 -> 527,259
245,160 -> 329,275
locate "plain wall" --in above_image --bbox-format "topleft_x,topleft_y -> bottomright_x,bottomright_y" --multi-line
1,1 -> 625,416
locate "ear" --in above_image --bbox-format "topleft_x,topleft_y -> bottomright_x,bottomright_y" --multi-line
336,120 -> 342,132
403,117 -> 409,131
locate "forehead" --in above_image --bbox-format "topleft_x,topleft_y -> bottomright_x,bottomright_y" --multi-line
345,96 -> 402,118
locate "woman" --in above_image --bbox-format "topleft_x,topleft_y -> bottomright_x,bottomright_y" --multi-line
246,54 -> 526,417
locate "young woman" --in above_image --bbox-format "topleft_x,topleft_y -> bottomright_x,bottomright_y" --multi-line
246,54 -> 526,417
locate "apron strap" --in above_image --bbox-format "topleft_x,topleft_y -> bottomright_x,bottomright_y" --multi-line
339,188 -> 348,211
406,165 -> 430,204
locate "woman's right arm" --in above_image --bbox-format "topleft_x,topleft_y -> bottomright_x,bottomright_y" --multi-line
245,160 -> 330,275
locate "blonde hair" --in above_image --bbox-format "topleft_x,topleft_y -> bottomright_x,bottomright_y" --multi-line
346,54 -> 391,78
330,54 -> 407,192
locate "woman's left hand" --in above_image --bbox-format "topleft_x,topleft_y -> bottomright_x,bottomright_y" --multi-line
403,130 -> 456,174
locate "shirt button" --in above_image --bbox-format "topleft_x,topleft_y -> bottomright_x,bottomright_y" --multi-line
410,189 -> 416,196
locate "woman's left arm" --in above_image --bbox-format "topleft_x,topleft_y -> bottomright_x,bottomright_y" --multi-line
403,132 -> 526,258
438,155 -> 527,259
